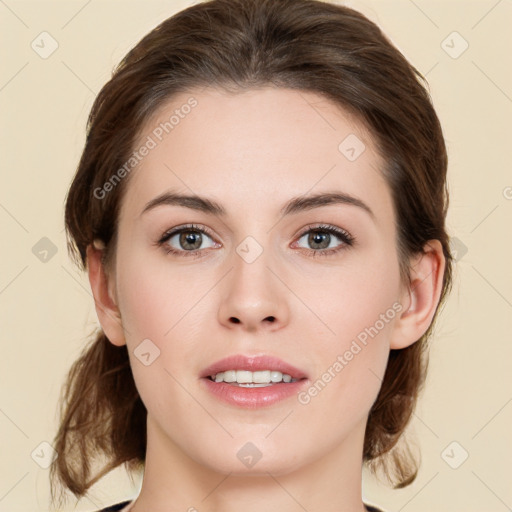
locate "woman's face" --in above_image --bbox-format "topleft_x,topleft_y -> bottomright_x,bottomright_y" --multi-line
110,87 -> 408,475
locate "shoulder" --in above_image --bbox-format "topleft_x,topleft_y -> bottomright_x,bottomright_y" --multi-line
95,500 -> 132,512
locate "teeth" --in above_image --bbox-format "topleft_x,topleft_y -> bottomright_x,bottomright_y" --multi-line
211,370 -> 297,385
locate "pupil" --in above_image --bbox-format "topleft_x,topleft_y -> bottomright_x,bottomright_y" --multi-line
180,231 -> 202,250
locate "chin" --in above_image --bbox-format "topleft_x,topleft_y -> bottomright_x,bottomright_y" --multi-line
197,441 -> 304,477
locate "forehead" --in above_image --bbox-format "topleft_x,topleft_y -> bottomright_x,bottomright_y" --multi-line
122,87 -> 391,220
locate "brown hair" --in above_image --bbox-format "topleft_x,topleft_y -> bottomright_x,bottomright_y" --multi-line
50,0 -> 452,506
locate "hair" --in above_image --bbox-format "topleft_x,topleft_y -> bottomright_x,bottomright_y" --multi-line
50,0 -> 453,507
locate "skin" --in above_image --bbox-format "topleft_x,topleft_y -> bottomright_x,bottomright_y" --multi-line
87,87 -> 445,512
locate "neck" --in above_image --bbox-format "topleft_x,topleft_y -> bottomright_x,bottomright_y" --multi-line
131,415 -> 369,512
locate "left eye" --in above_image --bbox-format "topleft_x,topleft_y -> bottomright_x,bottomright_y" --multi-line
295,226 -> 353,251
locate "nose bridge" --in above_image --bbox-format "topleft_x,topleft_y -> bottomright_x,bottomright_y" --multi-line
217,236 -> 289,331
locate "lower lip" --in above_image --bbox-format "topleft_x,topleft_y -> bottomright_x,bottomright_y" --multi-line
201,378 -> 309,408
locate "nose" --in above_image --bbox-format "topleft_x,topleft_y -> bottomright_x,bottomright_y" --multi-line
217,248 -> 290,332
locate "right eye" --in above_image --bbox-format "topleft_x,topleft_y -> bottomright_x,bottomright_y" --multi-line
158,224 -> 220,257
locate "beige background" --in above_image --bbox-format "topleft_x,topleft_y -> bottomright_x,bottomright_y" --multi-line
1,0 -> 511,511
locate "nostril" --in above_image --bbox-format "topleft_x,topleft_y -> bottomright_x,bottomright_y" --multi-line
228,316 -> 275,324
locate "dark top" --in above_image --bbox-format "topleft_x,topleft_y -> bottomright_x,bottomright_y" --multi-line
97,501 -> 385,511
97,501 -> 131,512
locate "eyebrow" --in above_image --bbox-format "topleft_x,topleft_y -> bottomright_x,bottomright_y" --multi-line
141,190 -> 374,219
280,191 -> 374,218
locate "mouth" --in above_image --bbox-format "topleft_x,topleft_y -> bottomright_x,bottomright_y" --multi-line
199,354 -> 308,408
200,353 -> 308,382
206,370 -> 303,387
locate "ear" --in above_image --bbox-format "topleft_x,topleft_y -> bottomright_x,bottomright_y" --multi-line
86,241 -> 126,347
391,240 -> 446,350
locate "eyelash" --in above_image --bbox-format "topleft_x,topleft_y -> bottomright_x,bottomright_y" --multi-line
156,223 -> 355,259
296,224 -> 355,257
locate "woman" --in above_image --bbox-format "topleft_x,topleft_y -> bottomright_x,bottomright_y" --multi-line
50,0 -> 452,511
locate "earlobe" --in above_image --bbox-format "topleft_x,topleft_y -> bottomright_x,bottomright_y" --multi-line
86,241 -> 126,347
391,240 -> 446,350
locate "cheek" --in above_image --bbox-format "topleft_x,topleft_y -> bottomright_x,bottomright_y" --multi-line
297,251 -> 402,412
115,251 -> 218,398
115,249 -> 211,342
114,252 -> 212,418
300,244 -> 401,343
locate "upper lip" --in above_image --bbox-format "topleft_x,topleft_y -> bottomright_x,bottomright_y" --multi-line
200,354 -> 308,380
